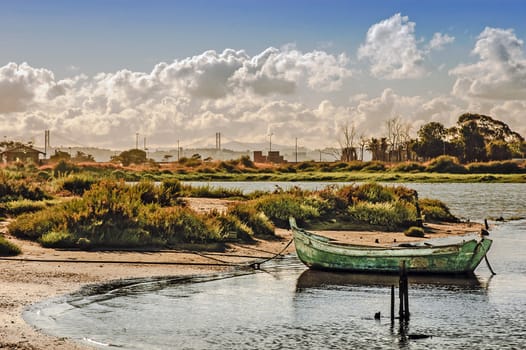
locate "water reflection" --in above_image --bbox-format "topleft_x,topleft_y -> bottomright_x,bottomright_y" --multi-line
295,270 -> 489,293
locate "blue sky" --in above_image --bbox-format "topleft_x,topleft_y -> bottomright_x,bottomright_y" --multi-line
3,0 -> 525,75
1,0 -> 525,149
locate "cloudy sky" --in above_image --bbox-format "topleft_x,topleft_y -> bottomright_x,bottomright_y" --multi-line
1,0 -> 525,150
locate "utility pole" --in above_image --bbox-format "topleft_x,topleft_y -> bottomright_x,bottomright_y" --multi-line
215,132 -> 221,151
44,130 -> 50,159
295,137 -> 298,163
177,139 -> 180,161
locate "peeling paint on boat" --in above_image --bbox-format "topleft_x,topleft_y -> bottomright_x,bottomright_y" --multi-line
290,218 -> 492,274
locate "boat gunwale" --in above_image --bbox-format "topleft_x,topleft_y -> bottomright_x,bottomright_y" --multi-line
292,224 -> 482,251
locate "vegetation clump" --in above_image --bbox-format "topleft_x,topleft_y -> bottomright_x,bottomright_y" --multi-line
7,180 -> 257,249
466,161 -> 524,174
0,172 -> 49,202
425,156 -> 467,174
419,198 -> 458,222
404,226 -> 425,238
0,235 -> 21,256
58,174 -> 98,195
0,199 -> 55,217
227,204 -> 275,237
243,183 -> 443,231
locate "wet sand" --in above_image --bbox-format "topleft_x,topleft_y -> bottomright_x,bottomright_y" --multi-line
0,219 -> 295,349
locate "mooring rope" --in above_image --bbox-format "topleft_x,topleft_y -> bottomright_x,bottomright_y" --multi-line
0,238 -> 295,270
482,218 -> 496,275
0,256 -> 237,267
248,238 -> 294,270
484,255 -> 496,275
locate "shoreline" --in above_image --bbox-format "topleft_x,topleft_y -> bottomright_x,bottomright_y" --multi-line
0,229 -> 296,350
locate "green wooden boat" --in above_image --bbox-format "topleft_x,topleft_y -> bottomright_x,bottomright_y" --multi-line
290,218 -> 492,275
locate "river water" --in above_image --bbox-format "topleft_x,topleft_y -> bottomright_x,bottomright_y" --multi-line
24,183 -> 526,349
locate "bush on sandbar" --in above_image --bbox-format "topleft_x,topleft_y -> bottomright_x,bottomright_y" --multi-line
8,180 -> 253,249
404,226 -> 425,237
228,203 -> 275,237
418,198 -> 458,222
254,193 -> 320,228
347,201 -> 418,230
0,236 -> 21,256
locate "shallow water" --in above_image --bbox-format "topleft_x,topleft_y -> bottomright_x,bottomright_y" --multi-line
25,183 -> 526,349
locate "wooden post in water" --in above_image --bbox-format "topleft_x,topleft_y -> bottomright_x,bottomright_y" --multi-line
399,261 -> 405,321
403,272 -> 410,321
399,260 -> 410,321
391,285 -> 395,323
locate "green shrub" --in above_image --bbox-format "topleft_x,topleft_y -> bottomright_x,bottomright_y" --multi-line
76,237 -> 92,250
315,186 -> 349,213
466,161 -> 524,174
347,201 -> 417,230
419,198 -> 458,222
59,174 -> 97,195
183,185 -> 245,199
0,174 -> 49,202
214,214 -> 254,242
362,161 -> 386,172
216,161 -> 237,173
39,230 -> 75,248
239,155 -> 256,168
426,156 -> 467,173
0,199 -> 49,216
345,161 -> 368,171
8,206 -> 66,239
404,226 -> 425,237
36,171 -> 52,181
53,160 -> 79,177
228,203 -> 275,237
142,206 -> 220,244
277,165 -> 297,173
8,180 -> 230,248
352,183 -> 395,204
0,236 -> 21,255
133,180 -> 158,204
391,162 -> 426,173
294,161 -> 317,171
254,194 -> 319,228
158,179 -> 183,206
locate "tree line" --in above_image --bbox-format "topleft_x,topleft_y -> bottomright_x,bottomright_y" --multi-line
341,113 -> 525,164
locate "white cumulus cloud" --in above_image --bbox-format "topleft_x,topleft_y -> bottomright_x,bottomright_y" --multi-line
0,47 -> 352,148
450,27 -> 526,100
428,32 -> 455,51
358,13 -> 426,79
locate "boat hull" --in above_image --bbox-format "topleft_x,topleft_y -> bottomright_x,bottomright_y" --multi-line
290,218 -> 492,275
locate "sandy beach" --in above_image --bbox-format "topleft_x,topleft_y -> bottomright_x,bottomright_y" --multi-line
0,198 -> 483,349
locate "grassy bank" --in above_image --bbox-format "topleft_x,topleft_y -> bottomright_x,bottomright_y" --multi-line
169,171 -> 526,183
